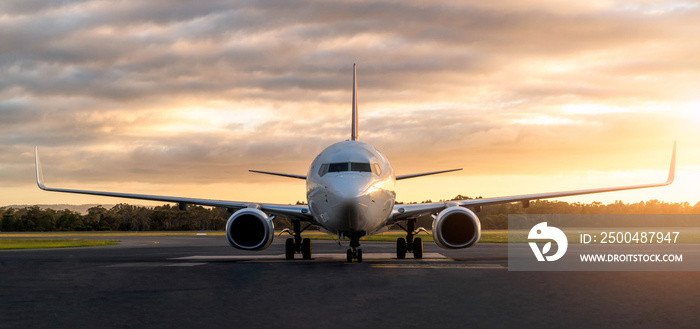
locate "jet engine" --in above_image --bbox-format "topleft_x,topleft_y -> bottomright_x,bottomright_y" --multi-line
226,208 -> 274,250
432,207 -> 481,249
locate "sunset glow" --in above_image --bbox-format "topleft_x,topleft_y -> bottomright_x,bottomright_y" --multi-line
1,0 -> 698,207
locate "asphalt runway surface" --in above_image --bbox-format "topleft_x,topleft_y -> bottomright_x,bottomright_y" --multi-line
1,234 -> 699,329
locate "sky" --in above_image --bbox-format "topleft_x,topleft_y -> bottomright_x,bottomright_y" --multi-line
1,0 -> 699,207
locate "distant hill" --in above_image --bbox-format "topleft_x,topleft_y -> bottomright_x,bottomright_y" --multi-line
3,204 -> 116,214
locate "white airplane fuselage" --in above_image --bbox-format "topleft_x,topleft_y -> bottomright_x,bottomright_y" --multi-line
306,140 -> 396,236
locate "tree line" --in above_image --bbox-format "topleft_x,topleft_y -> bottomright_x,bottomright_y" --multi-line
0,204 -> 229,232
1,197 -> 699,232
445,196 -> 700,229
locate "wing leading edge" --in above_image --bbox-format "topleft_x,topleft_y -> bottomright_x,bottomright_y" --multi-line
34,147 -> 314,221
392,142 -> 676,221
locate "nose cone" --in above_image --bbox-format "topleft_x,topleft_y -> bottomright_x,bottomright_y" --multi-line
326,175 -> 374,233
331,175 -> 373,199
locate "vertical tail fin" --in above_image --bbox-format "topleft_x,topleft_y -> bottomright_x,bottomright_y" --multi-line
351,63 -> 358,141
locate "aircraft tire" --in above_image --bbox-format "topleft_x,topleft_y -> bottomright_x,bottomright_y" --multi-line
413,237 -> 423,259
302,238 -> 312,259
397,238 -> 407,259
285,238 -> 295,260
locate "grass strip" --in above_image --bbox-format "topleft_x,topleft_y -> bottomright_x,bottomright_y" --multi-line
0,230 -> 510,243
0,232 -> 225,238
8,229 -> 695,244
0,239 -> 119,250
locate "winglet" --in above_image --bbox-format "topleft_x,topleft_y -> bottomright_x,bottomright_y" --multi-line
351,63 -> 358,141
34,146 -> 47,190
666,141 -> 676,185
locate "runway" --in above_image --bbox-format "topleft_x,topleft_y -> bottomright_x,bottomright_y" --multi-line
1,234 -> 699,328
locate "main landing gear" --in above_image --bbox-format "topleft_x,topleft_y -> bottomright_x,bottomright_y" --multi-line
283,220 -> 312,260
345,233 -> 363,263
395,219 -> 424,259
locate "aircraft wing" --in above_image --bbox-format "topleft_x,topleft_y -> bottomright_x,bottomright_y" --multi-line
34,147 -> 315,222
391,142 -> 676,222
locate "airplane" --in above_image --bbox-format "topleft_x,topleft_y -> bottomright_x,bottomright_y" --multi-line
35,64 -> 677,263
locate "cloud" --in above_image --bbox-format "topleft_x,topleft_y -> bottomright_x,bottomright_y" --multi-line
0,0 -> 698,203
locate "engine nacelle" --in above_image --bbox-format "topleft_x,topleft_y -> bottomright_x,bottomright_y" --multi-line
432,207 -> 481,249
226,208 -> 274,251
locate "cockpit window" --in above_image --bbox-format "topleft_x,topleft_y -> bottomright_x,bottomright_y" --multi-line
372,163 -> 382,176
328,163 -> 349,172
318,164 -> 329,177
350,162 -> 372,172
319,162 -> 379,177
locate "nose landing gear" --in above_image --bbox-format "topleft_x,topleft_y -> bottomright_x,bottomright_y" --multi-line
346,248 -> 362,263
345,233 -> 364,263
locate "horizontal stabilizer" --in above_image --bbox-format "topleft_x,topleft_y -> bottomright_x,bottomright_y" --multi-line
249,170 -> 307,180
396,168 -> 462,180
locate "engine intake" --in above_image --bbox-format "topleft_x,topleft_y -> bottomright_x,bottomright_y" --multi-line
432,207 -> 481,249
226,208 -> 274,250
